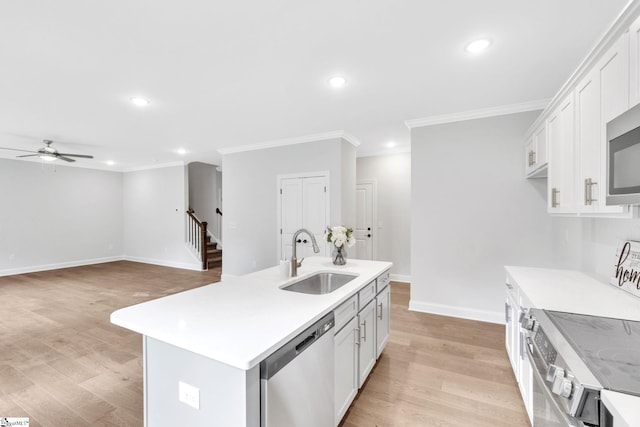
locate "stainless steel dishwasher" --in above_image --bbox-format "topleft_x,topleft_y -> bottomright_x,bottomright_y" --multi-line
260,312 -> 335,427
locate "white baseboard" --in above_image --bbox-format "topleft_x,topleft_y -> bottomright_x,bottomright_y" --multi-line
123,256 -> 202,271
0,256 -> 124,277
390,274 -> 411,283
220,273 -> 236,281
409,299 -> 503,324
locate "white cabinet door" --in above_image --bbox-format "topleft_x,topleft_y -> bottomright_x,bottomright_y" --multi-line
630,15 -> 640,107
357,299 -> 377,388
505,291 -> 518,374
596,34 -> 629,214
280,175 -> 328,260
576,69 -> 600,213
334,317 -> 358,425
375,285 -> 390,359
525,123 -> 547,177
547,94 -> 575,213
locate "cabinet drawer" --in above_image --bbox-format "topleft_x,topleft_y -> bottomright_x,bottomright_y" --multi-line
376,271 -> 390,294
358,281 -> 377,311
334,294 -> 358,333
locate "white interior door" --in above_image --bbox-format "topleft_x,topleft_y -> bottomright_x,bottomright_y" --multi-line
355,181 -> 374,260
279,174 -> 329,260
301,176 -> 328,257
281,178 -> 303,260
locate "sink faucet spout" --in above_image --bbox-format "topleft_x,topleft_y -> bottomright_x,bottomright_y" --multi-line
291,228 -> 320,277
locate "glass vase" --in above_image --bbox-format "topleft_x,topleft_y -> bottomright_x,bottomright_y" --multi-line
333,246 -> 346,265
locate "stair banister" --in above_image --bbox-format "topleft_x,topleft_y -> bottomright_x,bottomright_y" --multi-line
186,208 -> 208,270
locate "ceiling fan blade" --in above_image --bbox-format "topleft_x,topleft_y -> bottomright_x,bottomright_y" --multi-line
57,155 -> 76,162
57,153 -> 94,159
16,154 -> 40,158
0,146 -> 38,154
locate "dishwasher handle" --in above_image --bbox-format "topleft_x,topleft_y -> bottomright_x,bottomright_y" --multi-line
295,331 -> 318,354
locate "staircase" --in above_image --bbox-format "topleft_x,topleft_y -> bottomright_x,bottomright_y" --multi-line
186,208 -> 222,271
206,236 -> 222,269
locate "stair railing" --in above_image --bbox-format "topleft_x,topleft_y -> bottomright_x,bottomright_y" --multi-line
186,208 -> 208,270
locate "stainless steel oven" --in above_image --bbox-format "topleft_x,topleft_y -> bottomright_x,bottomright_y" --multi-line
522,309 -> 640,427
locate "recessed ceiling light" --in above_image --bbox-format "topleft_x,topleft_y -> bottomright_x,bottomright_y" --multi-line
328,76 -> 347,88
130,96 -> 150,107
465,38 -> 492,53
386,141 -> 397,148
176,148 -> 187,155
105,160 -> 115,166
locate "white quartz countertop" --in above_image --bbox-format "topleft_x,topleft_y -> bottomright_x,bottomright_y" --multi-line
111,257 -> 392,370
504,266 -> 640,321
601,390 -> 640,427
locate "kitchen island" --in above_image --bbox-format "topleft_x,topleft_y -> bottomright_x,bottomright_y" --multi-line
111,257 -> 392,427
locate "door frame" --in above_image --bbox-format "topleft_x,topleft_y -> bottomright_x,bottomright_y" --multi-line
276,171 -> 330,261
356,179 -> 378,260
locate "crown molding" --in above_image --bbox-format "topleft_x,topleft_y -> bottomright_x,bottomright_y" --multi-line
217,130 -> 360,156
356,146 -> 411,158
404,99 -> 550,129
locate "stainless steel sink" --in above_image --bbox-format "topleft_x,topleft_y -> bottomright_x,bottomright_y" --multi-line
282,272 -> 358,295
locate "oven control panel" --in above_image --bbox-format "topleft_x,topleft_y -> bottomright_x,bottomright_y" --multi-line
534,326 -> 557,365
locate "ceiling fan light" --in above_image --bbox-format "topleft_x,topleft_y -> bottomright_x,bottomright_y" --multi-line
39,154 -> 56,162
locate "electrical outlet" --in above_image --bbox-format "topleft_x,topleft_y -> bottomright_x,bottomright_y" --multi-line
179,381 -> 200,410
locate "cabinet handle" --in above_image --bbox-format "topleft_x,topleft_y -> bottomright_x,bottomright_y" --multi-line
378,302 -> 383,320
551,188 -> 560,208
361,320 -> 367,342
505,302 -> 511,323
584,179 -> 589,206
354,328 -> 360,346
302,239 -> 308,244
296,239 -> 302,243
367,234 -> 371,238
584,178 -> 598,205
532,150 -> 536,166
527,151 -> 532,167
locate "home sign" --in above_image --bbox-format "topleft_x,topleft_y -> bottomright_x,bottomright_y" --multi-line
611,240 -> 640,299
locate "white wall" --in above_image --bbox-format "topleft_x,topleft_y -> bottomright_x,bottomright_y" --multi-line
123,165 -> 200,270
356,153 -> 411,279
552,217 -> 640,282
0,159 -> 123,275
188,162 -> 220,238
410,111 -> 557,323
222,139 -> 355,276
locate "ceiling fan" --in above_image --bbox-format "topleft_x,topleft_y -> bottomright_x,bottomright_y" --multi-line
0,139 -> 94,162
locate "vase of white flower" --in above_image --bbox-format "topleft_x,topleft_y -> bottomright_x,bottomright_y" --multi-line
325,225 -> 355,265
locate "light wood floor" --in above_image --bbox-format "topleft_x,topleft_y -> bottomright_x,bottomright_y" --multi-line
0,262 -> 529,426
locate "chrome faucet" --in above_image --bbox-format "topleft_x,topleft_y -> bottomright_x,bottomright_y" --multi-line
291,228 -> 320,277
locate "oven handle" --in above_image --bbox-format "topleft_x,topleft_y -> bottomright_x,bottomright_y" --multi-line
525,337 -> 580,427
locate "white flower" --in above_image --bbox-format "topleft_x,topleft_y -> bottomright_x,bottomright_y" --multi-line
325,225 -> 355,249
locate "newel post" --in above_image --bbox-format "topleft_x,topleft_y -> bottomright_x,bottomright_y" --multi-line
201,221 -> 208,270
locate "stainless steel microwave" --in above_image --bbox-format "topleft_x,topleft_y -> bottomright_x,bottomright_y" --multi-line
607,102 -> 640,205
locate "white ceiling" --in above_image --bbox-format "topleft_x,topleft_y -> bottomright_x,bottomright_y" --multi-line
0,0 -> 631,170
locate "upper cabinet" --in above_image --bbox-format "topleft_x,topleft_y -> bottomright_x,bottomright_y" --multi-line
528,7 -> 640,218
547,94 -> 575,214
629,16 -> 640,107
525,122 -> 547,178
575,35 -> 630,215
